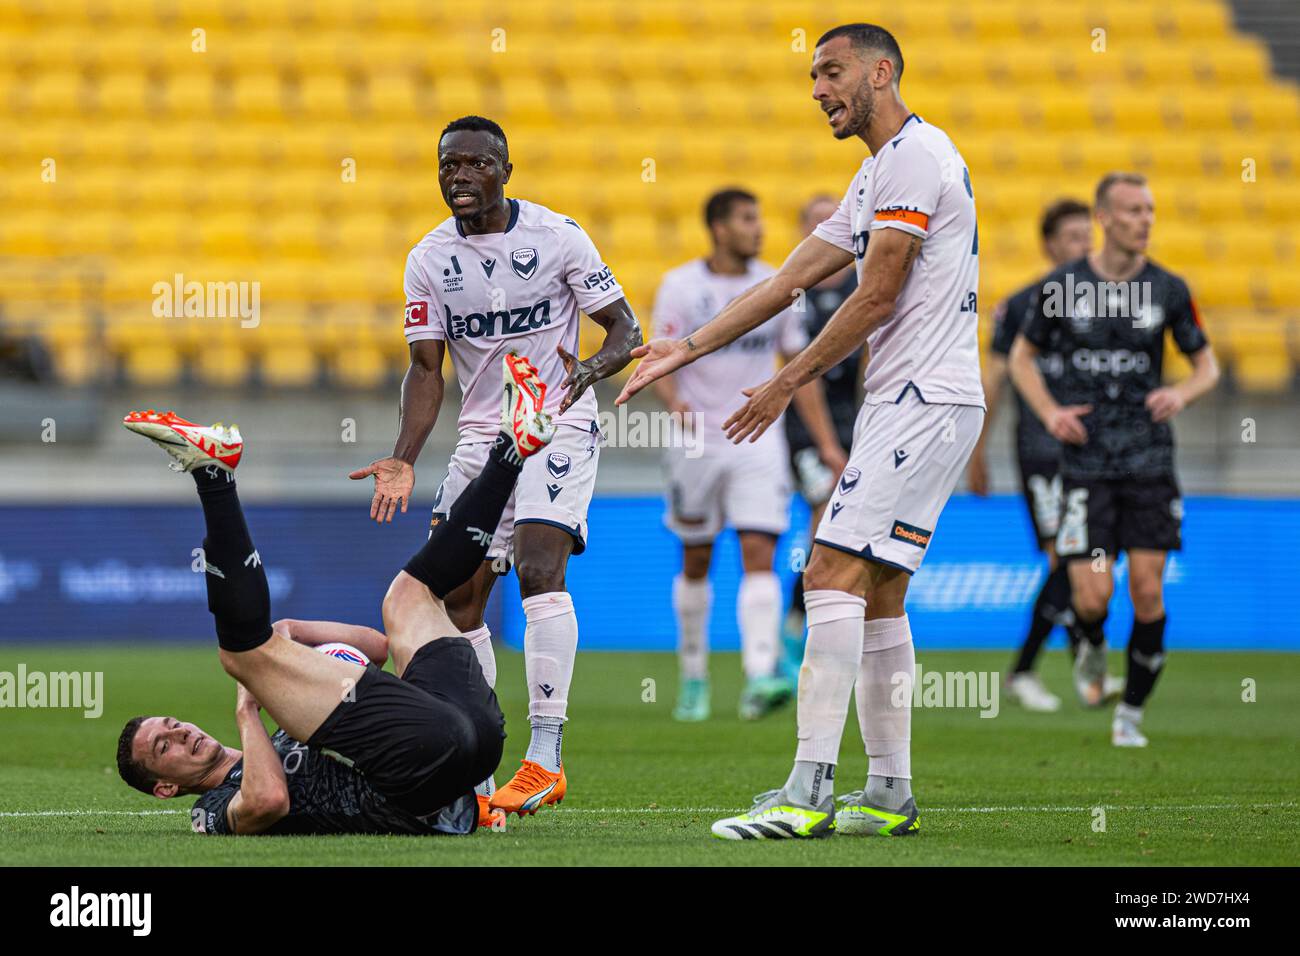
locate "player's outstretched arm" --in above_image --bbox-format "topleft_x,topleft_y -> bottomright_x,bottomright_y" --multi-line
349,339 -> 446,524
273,618 -> 389,666
723,229 -> 916,444
223,684 -> 290,835
615,235 -> 851,405
557,297 -> 643,414
1008,335 -> 1090,445
788,368 -> 848,476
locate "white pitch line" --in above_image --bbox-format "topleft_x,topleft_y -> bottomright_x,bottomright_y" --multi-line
1,802 -> 1294,819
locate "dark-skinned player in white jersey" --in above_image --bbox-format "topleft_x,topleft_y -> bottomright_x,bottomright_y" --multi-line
350,116 -> 642,817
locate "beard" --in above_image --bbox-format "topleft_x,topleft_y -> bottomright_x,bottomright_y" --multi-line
834,84 -> 876,140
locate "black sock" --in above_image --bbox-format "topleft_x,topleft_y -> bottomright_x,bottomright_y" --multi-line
192,466 -> 272,652
402,431 -> 525,597
1124,616 -> 1167,707
1069,609 -> 1107,648
1012,563 -> 1071,674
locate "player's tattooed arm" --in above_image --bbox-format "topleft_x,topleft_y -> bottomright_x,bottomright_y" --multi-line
724,230 -> 917,444
557,297 -> 643,413
349,339 -> 446,524
224,685 -> 290,835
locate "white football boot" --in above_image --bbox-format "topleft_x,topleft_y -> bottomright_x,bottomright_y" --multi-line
1006,672 -> 1062,713
123,410 -> 243,473
1112,703 -> 1149,748
499,352 -> 555,460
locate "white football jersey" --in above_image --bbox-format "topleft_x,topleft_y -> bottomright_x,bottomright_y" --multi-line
652,258 -> 807,435
813,114 -> 985,409
403,198 -> 625,438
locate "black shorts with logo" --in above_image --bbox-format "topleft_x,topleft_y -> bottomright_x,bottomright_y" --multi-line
306,636 -> 505,818
1017,456 -> 1062,549
1055,473 -> 1183,559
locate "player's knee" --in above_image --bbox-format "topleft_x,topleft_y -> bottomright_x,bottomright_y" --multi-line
381,573 -> 419,633
515,552 -> 566,597
739,533 -> 776,572
1130,576 -> 1165,619
1071,583 -> 1110,620
803,549 -> 859,594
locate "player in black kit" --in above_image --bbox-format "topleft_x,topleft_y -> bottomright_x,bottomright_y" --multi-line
969,198 -> 1122,713
115,354 -> 557,833
1009,173 -> 1219,747
780,194 -> 859,680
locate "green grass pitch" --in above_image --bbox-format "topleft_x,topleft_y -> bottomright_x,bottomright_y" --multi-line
0,644 -> 1295,866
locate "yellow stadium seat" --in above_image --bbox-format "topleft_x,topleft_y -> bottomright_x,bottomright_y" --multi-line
331,346 -> 389,389
125,344 -> 183,387
194,345 -> 251,388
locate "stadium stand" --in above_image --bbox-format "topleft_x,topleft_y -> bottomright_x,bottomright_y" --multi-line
0,0 -> 1297,391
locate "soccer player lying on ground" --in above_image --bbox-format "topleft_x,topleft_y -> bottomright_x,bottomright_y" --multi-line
114,354 -> 556,835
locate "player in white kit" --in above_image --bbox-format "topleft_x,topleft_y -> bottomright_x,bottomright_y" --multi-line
652,188 -> 843,723
619,25 -> 985,840
351,116 -> 642,818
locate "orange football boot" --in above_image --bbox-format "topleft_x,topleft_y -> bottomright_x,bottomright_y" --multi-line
489,760 -> 567,817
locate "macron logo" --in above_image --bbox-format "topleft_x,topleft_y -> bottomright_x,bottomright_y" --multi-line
50,886 -> 151,936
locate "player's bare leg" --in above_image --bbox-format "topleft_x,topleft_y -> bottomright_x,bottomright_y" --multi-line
673,536 -> 714,722
737,531 -> 793,720
491,520 -> 575,817
1113,549 -> 1169,747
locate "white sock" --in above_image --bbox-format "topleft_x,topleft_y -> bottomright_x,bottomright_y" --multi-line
857,615 -> 914,799
794,590 -> 866,765
738,571 -> 781,679
464,625 -> 496,798
524,716 -> 564,773
464,624 -> 496,689
673,575 -> 712,680
522,592 -> 577,773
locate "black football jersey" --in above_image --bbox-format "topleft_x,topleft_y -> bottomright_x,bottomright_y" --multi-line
1020,257 -> 1208,480
190,729 -> 475,836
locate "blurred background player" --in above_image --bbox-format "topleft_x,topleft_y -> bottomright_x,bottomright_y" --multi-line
970,197 -> 1119,712
1010,172 -> 1219,747
621,24 -> 985,839
350,116 -> 642,815
652,188 -> 842,721
780,194 -> 860,683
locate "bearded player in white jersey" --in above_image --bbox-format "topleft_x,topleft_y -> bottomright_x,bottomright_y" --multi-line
654,187 -> 845,723
351,116 -> 642,817
619,24 -> 985,840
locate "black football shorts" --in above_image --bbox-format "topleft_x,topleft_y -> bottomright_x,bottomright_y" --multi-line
1055,473 -> 1183,559
307,637 -> 505,818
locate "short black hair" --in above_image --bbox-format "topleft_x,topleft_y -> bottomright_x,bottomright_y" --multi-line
1040,198 -> 1091,240
704,188 -> 758,228
116,716 -> 156,795
816,23 -> 904,84
439,115 -> 508,162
